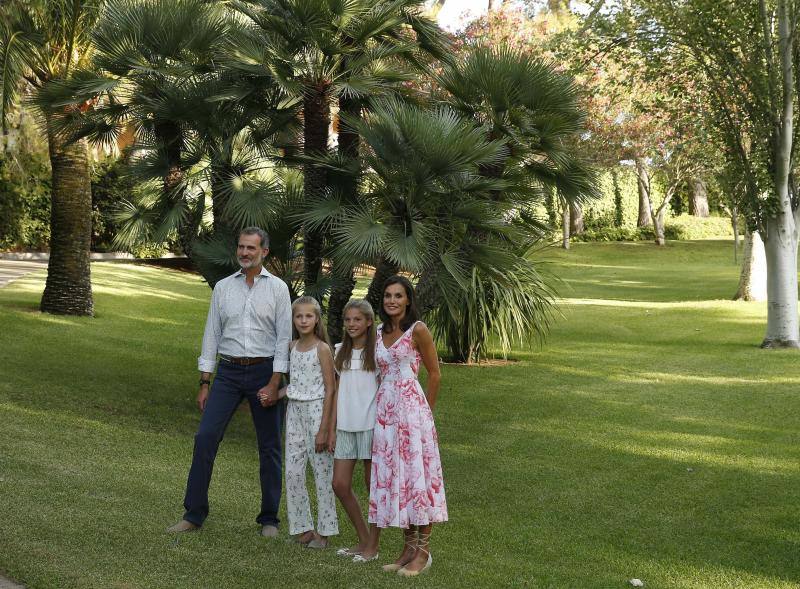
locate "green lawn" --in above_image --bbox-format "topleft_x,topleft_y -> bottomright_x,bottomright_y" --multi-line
1,240 -> 799,588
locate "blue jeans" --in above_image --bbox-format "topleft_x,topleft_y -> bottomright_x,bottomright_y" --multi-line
183,359 -> 283,527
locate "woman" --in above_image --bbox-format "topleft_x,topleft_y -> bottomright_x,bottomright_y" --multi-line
357,275 -> 447,576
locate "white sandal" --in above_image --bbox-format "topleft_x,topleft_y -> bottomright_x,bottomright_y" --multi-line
352,553 -> 379,563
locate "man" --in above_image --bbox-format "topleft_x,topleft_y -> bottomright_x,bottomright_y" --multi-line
167,227 -> 291,537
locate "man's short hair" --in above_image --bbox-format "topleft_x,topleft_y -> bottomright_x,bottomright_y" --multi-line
240,226 -> 269,249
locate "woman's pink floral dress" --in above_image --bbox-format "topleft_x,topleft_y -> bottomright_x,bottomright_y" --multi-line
368,321 -> 448,528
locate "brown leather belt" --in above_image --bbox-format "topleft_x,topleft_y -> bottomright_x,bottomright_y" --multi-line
220,355 -> 271,366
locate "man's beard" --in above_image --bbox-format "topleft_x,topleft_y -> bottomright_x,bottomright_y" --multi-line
239,255 -> 263,270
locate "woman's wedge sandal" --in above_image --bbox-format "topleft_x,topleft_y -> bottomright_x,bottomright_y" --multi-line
382,530 -> 417,573
397,531 -> 432,577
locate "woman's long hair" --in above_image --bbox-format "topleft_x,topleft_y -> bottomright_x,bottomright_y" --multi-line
379,275 -> 419,334
334,299 -> 377,373
291,296 -> 331,346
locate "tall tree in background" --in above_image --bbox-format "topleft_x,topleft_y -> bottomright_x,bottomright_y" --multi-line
0,0 -> 100,316
626,0 -> 800,346
241,0 -> 447,305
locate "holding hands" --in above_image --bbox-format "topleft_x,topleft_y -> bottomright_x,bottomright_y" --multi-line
258,384 -> 285,407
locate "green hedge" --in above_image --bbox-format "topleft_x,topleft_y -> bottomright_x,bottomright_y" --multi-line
664,215 -> 734,240
574,215 -> 736,243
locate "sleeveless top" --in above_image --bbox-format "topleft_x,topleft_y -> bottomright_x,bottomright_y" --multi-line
286,343 -> 325,401
334,343 -> 379,432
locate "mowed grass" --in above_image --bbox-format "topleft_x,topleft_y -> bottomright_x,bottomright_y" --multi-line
1,240 -> 799,589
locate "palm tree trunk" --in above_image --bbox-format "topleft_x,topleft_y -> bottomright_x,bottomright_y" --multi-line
303,86 -> 331,296
415,263 -> 441,318
326,262 -> 356,344
40,120 -> 94,316
210,152 -> 233,235
155,122 -> 196,261
326,94 -> 361,341
366,257 -> 399,316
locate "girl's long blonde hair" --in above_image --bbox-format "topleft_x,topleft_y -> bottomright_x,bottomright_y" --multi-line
291,296 -> 331,347
334,299 -> 377,373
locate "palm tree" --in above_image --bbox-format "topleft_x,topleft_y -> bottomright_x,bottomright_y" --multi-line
44,0 -> 299,286
299,98 -> 557,361
424,46 -> 598,360
235,0 -> 449,317
0,0 -> 101,316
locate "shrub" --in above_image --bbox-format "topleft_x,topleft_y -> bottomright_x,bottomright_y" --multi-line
91,158 -> 135,252
0,156 -> 51,251
663,215 -> 735,240
572,226 -> 642,242
573,215 -> 736,243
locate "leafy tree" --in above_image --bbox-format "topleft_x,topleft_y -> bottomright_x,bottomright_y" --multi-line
620,0 -> 800,346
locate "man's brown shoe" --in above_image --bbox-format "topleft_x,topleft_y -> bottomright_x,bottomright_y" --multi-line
261,525 -> 279,538
166,520 -> 199,533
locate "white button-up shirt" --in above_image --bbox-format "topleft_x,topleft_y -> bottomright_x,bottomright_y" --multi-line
198,267 -> 292,374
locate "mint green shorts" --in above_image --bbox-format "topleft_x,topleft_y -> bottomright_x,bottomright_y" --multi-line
334,429 -> 374,460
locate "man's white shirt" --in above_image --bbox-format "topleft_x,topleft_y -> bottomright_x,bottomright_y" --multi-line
198,267 -> 292,374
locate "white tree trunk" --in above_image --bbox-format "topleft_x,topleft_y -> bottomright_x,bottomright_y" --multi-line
762,0 -> 799,348
762,216 -> 799,347
562,203 -> 570,250
734,229 -> 767,301
689,178 -> 710,217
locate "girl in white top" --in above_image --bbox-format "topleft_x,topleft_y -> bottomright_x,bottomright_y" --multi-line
268,296 -> 338,548
329,299 -> 380,562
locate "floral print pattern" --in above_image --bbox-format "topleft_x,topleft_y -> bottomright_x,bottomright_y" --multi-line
368,322 -> 448,528
285,398 -> 338,536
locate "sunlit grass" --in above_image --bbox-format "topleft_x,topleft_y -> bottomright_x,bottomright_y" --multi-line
1,242 -> 800,588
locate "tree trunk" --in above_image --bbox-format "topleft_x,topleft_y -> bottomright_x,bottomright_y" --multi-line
612,168 -> 623,227
544,186 -> 558,228
689,178 -> 710,217
210,153 -> 233,235
762,0 -> 799,348
731,207 -> 740,262
326,94 -> 361,341
569,201 -> 584,235
302,86 -> 332,297
762,217 -> 799,346
635,158 -> 652,228
326,262 -> 357,344
366,256 -> 399,316
653,207 -> 666,245
734,229 -> 767,301
450,324 -> 477,364
561,202 -> 570,249
40,121 -> 94,316
648,193 -> 669,247
415,262 -> 442,317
